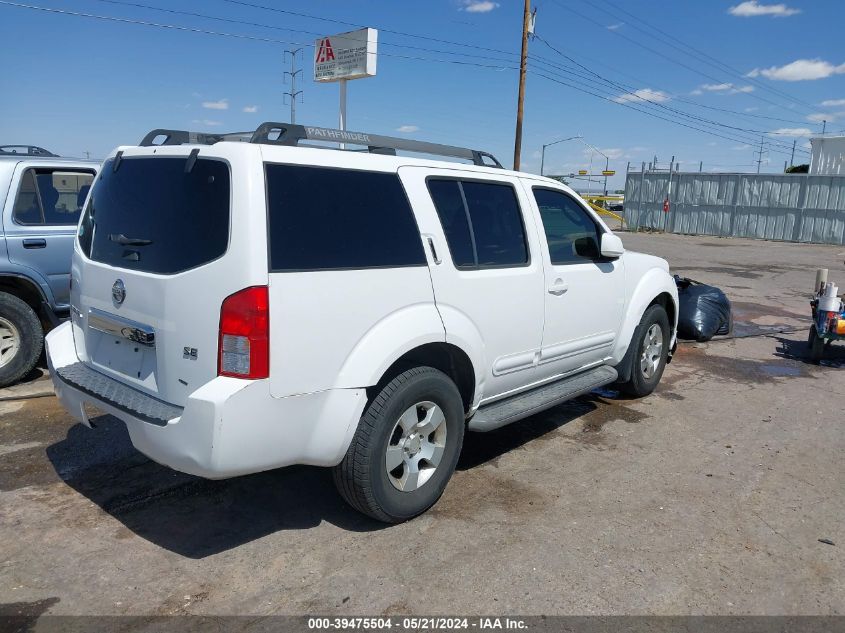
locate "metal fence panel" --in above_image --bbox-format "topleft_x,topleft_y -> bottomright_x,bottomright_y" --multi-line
624,170 -> 845,245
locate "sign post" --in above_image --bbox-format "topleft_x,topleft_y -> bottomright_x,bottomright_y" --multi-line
314,27 -> 378,144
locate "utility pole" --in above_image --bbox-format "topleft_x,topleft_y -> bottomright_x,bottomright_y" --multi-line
822,119 -> 827,135
512,0 -> 532,171
284,48 -> 303,124
756,135 -> 765,174
790,139 -> 796,167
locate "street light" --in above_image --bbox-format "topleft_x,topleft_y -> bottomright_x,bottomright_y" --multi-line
577,139 -> 610,196
540,135 -> 581,177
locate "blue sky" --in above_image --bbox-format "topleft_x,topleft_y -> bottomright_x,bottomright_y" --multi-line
1,0 -> 844,189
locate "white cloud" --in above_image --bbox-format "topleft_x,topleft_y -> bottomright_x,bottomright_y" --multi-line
745,107 -> 759,112
749,59 -> 845,82
701,83 -> 734,92
728,1 -> 800,17
607,23 -> 624,30
807,113 -> 833,123
768,127 -> 813,137
396,125 -> 420,133
242,105 -> 258,113
613,88 -> 670,104
696,82 -> 754,94
690,89 -> 703,96
460,1 -> 499,13
202,99 -> 229,110
192,119 -> 222,127
821,99 -> 845,107
732,144 -> 752,150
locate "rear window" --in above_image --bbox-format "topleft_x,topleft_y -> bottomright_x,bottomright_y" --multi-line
265,164 -> 425,271
78,157 -> 230,274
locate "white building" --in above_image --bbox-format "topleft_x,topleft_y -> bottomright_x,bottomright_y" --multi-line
809,136 -> 845,175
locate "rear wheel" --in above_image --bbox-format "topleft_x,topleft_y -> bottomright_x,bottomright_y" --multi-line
0,292 -> 43,388
619,304 -> 670,398
333,366 -> 465,523
809,326 -> 825,364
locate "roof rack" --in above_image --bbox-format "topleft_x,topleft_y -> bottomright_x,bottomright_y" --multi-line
0,145 -> 58,157
139,122 -> 502,168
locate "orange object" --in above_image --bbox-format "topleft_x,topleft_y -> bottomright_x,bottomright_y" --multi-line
836,317 -> 845,336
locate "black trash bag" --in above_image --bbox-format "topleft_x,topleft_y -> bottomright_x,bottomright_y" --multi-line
674,275 -> 732,342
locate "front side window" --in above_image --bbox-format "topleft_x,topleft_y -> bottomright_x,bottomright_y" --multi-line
533,188 -> 602,265
427,178 -> 528,268
265,164 -> 425,271
13,168 -> 94,226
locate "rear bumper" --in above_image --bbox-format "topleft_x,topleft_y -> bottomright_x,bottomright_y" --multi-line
46,322 -> 367,479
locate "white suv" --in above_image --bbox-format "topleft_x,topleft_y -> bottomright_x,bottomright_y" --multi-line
46,123 -> 678,523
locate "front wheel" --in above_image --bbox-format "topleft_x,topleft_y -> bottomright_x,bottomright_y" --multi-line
618,304 -> 670,398
333,366 -> 465,523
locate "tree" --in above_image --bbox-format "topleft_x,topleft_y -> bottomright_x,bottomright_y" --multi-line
785,164 -> 809,174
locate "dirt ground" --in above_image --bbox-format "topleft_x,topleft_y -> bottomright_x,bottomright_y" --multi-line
1,232 -> 843,617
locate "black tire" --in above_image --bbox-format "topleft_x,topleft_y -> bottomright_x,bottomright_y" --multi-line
0,292 -> 43,388
333,366 -> 465,523
809,326 -> 825,364
618,304 -> 670,398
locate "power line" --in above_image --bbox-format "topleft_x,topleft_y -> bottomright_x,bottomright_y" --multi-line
89,0 -> 519,64
527,39 -> 810,127
546,0 -> 815,117
0,1 -> 520,70
530,35 -> 809,154
588,0 -> 818,113
531,70 -> 805,159
0,0 -> 810,158
99,0 -> 812,137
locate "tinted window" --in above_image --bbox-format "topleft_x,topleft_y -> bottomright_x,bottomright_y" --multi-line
78,157 -> 230,274
462,181 -> 528,267
427,179 -> 474,267
266,164 -> 425,271
14,168 -> 94,226
427,179 -> 528,268
533,188 -> 602,265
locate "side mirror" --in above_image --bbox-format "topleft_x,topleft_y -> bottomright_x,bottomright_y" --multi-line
600,233 -> 625,258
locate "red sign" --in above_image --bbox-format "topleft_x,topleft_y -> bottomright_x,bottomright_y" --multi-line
663,198 -> 670,213
316,38 -> 335,63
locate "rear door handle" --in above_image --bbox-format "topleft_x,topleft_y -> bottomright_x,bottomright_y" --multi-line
548,279 -> 568,296
23,238 -> 47,249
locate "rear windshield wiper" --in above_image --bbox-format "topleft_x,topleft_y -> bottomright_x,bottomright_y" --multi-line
109,233 -> 153,246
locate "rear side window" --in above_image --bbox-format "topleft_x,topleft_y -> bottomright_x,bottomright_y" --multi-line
13,168 -> 94,226
265,164 -> 425,271
427,178 -> 528,268
78,157 -> 230,274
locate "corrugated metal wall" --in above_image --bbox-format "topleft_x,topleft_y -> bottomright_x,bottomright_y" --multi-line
625,171 -> 845,245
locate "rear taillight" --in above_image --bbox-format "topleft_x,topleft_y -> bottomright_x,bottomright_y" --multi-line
218,286 -> 269,379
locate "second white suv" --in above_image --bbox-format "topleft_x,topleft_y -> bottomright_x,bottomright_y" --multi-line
47,123 -> 678,523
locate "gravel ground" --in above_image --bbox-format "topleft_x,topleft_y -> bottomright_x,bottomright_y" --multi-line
0,232 -> 843,617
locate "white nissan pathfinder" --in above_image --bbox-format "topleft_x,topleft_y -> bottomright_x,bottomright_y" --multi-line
46,123 -> 678,523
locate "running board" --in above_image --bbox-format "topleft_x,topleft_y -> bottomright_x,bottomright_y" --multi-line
468,365 -> 618,432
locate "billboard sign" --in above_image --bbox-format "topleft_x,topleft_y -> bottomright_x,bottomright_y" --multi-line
314,28 -> 378,82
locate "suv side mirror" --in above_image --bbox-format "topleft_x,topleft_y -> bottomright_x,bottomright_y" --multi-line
600,233 -> 625,258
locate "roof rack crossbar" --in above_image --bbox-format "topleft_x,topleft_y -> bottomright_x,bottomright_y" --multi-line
138,122 -> 502,168
0,145 -> 58,157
